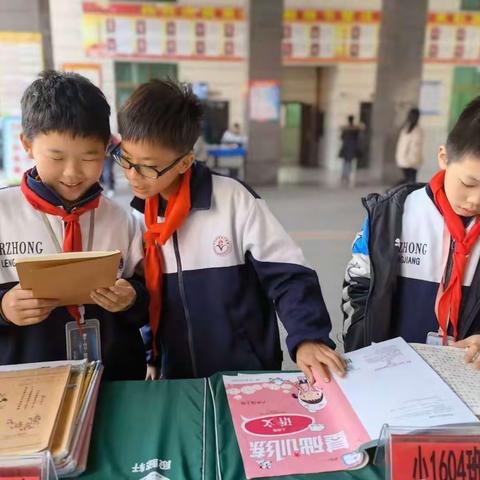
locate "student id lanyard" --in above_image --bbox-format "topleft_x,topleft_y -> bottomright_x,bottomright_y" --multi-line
41,211 -> 102,361
429,232 -> 458,347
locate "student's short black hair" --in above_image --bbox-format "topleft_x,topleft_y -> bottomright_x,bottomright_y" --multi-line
21,70 -> 111,144
446,96 -> 480,162
118,79 -> 203,153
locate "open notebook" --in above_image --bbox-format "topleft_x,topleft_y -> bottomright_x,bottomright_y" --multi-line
16,250 -> 121,305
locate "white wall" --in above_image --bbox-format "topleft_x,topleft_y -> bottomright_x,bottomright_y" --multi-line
322,63 -> 376,172
49,0 -> 118,129
285,0 -> 460,12
285,0 -> 381,9
317,62 -> 455,178
177,0 -> 244,5
281,66 -> 318,104
179,61 -> 247,128
430,0 -> 462,9
284,1 -> 461,12
418,64 -> 454,181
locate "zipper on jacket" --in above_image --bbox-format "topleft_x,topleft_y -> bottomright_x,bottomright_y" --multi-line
362,197 -> 375,347
173,232 -> 198,377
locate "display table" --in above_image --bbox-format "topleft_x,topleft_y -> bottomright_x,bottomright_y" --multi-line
81,373 -> 384,479
207,146 -> 246,179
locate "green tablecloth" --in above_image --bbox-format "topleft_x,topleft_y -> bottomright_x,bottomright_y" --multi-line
81,373 -> 384,479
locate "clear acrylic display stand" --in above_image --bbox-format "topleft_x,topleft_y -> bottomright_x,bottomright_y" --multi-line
375,423 -> 480,480
0,450 -> 57,480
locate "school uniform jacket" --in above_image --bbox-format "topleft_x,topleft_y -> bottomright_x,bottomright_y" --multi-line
342,183 -> 480,351
0,180 -> 149,380
132,162 -> 334,379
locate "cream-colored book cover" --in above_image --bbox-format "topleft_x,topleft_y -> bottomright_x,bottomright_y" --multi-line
0,366 -> 71,455
51,367 -> 86,459
16,250 -> 121,305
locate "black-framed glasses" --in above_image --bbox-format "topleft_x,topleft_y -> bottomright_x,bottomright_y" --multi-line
110,143 -> 191,179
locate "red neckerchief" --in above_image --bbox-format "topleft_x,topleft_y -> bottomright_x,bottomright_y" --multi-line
20,169 -> 100,326
144,169 -> 192,358
430,170 -> 480,343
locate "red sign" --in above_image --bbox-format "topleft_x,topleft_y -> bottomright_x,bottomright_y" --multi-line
0,467 -> 41,480
390,435 -> 480,480
242,414 -> 314,436
0,477 -> 40,480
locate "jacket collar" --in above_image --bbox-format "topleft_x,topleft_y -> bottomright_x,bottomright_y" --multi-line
26,167 -> 103,212
131,162 -> 212,215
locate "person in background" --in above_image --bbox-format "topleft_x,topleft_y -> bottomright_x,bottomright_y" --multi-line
339,115 -> 362,186
221,122 -> 246,147
395,107 -> 424,184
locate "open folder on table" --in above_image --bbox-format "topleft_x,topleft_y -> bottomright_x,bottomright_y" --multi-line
16,250 -> 121,305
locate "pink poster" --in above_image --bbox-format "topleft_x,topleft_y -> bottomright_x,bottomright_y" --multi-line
224,373 -> 370,478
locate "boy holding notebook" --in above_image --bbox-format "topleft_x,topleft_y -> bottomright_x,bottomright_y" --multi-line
0,71 -> 149,380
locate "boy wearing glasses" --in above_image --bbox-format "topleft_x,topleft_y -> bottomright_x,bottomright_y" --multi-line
0,71 -> 149,380
116,79 -> 345,383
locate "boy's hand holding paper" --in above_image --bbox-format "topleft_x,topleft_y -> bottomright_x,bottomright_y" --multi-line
1,284 -> 60,326
90,278 -> 136,312
11,251 -> 124,320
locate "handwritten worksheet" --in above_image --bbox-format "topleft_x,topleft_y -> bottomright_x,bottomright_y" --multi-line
411,343 -> 480,416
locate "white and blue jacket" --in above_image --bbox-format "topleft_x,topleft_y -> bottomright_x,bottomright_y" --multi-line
133,163 -> 334,379
342,183 -> 480,351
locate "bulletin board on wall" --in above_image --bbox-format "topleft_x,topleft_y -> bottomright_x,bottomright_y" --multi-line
81,2 -> 246,61
249,80 -> 281,122
282,9 -> 380,64
2,117 -> 34,182
62,63 -> 103,88
81,3 -> 480,65
283,9 -> 480,64
0,32 -> 44,117
424,12 -> 480,64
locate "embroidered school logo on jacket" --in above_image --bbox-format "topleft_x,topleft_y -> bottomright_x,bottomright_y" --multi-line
213,235 -> 232,256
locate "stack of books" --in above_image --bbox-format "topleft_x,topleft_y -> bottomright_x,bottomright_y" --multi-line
0,359 -> 103,478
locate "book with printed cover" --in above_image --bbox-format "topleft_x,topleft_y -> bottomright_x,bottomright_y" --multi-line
0,366 -> 71,455
16,250 -> 121,305
224,338 -> 479,478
